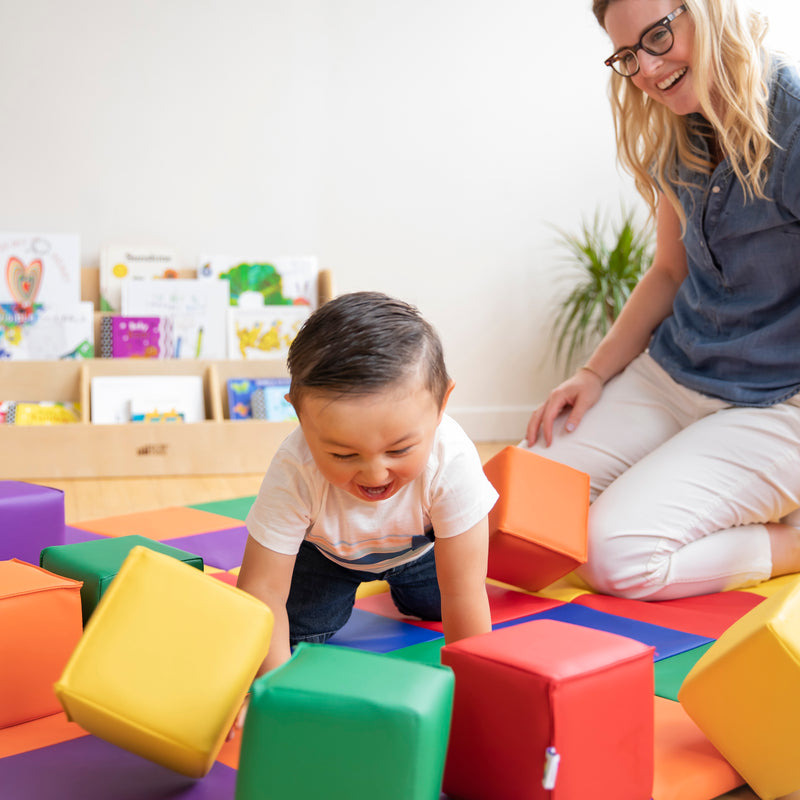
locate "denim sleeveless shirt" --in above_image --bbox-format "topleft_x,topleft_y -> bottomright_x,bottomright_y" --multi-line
648,62 -> 800,406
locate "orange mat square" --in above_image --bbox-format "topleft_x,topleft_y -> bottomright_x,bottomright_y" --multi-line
76,507 -> 242,541
652,697 -> 743,800
0,712 -> 88,759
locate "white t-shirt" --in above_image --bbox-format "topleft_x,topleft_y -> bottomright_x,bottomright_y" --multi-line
245,414 -> 498,573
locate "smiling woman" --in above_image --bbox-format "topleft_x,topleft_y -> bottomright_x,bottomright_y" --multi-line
521,0 -> 800,604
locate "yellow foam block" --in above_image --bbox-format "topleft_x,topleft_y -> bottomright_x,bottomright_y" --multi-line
54,546 -> 273,778
678,575 -> 800,800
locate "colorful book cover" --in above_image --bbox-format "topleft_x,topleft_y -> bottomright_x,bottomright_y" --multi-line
197,255 -> 318,309
0,303 -> 94,360
121,279 -> 229,360
227,377 -> 292,420
227,305 -> 310,360
100,316 -> 175,358
0,233 -> 81,307
1,401 -> 82,425
90,375 -> 206,424
99,245 -> 178,312
251,385 -> 297,421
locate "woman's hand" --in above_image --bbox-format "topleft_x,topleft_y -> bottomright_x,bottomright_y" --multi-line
525,367 -> 605,447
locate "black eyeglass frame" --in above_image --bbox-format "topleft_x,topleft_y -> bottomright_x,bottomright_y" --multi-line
604,4 -> 688,78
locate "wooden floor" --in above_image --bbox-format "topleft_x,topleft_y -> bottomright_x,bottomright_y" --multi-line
25,441 -> 796,800
42,442 -> 512,524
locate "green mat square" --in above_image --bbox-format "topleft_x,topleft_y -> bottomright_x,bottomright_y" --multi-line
654,642 -> 714,700
386,638 -> 446,666
187,496 -> 256,521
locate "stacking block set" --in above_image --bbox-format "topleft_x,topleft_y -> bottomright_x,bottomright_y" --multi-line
2,450 -> 800,799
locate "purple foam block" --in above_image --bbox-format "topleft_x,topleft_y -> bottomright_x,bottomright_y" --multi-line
162,526 -> 248,571
0,481 -> 65,564
0,735 -> 236,799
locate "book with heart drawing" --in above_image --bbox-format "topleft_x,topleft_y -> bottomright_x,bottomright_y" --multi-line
0,233 -> 81,308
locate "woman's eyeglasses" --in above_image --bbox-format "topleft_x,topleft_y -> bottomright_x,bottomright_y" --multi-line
605,5 -> 687,78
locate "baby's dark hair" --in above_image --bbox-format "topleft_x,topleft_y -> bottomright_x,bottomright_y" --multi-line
287,291 -> 451,410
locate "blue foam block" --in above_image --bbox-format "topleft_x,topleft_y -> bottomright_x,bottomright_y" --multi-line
328,609 -> 444,652
497,602 -> 713,661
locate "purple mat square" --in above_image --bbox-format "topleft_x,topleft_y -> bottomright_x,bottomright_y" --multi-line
64,526 -> 110,545
0,481 -> 65,563
0,735 -> 236,799
162,526 -> 248,570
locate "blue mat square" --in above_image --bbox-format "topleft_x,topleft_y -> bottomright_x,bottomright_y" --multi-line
498,602 -> 713,661
328,609 -> 444,653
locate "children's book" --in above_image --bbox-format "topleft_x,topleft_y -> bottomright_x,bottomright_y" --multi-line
100,316 -> 175,358
226,377 -> 293,420
0,233 -> 81,307
197,255 -> 319,309
1,401 -> 81,425
0,303 -> 94,360
121,279 -> 229,359
90,375 -> 206,424
99,245 -> 178,312
250,385 -> 297,421
227,305 -> 309,360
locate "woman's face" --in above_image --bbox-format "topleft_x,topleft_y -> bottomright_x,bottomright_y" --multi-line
605,0 -> 702,116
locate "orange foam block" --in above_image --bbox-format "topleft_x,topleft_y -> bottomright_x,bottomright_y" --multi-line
483,446 -> 589,592
441,619 -> 654,800
0,560 -> 83,729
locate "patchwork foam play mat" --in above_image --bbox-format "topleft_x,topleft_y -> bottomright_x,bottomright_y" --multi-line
3,492 -> 796,799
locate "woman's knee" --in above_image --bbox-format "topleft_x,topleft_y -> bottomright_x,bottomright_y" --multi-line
578,527 -> 670,599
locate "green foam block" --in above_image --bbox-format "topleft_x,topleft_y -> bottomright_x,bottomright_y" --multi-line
237,643 -> 454,800
40,534 -> 203,624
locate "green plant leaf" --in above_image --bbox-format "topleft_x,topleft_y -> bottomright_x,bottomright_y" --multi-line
550,206 -> 654,370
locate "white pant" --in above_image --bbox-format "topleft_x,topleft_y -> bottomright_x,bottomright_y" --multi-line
522,353 -> 800,600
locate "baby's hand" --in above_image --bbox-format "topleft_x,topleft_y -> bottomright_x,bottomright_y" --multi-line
226,694 -> 251,741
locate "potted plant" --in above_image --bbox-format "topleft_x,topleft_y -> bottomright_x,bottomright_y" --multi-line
551,207 -> 654,370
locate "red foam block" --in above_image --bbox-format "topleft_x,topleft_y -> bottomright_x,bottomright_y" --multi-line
441,619 -> 654,800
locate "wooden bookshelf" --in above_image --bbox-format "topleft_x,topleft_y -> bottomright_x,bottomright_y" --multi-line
3,268 -> 332,480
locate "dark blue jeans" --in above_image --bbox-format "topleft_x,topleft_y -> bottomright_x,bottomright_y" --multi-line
286,539 -> 442,645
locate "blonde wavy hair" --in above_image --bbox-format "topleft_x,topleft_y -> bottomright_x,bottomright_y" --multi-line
592,0 -> 776,226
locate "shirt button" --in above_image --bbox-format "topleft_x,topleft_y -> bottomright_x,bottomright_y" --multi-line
711,186 -> 721,193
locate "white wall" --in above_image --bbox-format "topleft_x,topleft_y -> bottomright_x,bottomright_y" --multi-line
2,1 -> 798,440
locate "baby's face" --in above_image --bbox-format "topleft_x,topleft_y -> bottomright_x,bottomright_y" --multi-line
297,377 -> 444,503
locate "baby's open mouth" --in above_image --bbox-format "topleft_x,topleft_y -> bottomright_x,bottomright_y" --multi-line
359,482 -> 393,500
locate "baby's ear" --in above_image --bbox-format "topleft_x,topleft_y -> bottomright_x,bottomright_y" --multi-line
284,393 -> 301,418
438,381 -> 456,418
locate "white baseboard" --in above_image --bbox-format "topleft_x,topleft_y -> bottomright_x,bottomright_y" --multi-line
447,405 -> 531,443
